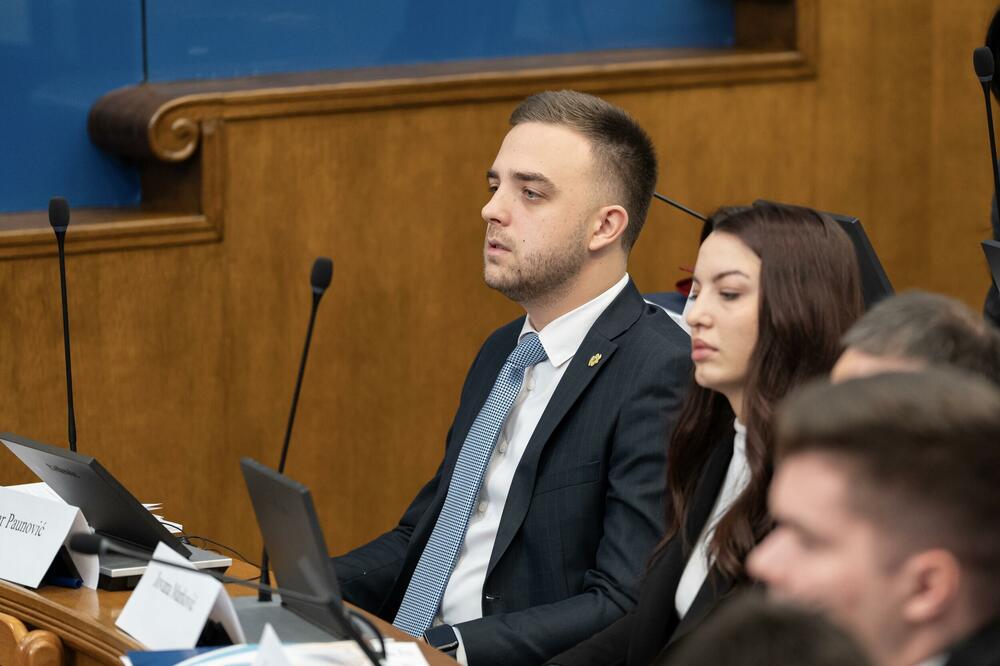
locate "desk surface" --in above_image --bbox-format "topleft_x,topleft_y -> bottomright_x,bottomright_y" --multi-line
0,561 -> 456,665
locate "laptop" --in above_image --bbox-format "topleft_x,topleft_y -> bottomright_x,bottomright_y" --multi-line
1,432 -> 231,590
235,457 -> 348,643
983,240 -> 1000,291
753,200 -> 895,309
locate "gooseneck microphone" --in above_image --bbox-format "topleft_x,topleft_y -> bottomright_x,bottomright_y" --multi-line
652,192 -> 708,223
49,197 -> 77,453
68,534 -> 383,665
278,257 -> 333,475
974,46 -> 1000,211
260,257 -> 334,603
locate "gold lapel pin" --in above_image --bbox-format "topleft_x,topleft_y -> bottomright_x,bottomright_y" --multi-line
588,353 -> 602,367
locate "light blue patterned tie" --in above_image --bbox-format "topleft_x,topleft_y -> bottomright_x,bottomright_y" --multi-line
393,332 -> 548,637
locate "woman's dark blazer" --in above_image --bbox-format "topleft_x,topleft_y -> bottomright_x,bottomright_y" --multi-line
944,618 -> 1000,666
546,428 -> 741,666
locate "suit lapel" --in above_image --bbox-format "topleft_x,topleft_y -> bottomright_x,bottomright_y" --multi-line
455,327 -> 522,451
681,433 -> 735,552
944,618 -> 1000,666
668,568 -> 738,647
438,328 -> 520,493
664,427 -> 741,648
404,324 -> 521,559
629,430 -> 735,665
380,323 -> 523,617
485,282 -> 644,578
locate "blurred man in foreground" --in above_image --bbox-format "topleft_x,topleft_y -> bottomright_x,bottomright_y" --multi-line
749,370 -> 1000,666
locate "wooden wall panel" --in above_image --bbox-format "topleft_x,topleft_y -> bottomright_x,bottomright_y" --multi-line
809,1 -> 995,299
1,0 -> 998,566
218,105 -> 525,549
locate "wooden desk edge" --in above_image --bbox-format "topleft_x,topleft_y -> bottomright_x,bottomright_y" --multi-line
0,566 -> 456,665
0,578 -> 140,665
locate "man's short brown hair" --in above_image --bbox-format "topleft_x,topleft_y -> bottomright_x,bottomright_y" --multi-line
510,90 -> 657,253
841,290 -> 1000,385
776,369 -> 1000,612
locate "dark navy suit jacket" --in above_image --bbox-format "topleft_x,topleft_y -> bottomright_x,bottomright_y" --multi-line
546,429 -> 741,666
332,281 -> 691,665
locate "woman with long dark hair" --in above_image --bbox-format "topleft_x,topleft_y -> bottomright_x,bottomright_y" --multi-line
547,203 -> 864,665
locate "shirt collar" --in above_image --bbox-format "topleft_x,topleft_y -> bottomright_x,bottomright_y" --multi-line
916,656 -> 947,666
518,273 -> 630,368
733,419 -> 748,458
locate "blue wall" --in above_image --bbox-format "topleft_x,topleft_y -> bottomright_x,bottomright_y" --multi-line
1,0 -> 734,213
144,1 -> 734,81
0,0 -> 144,214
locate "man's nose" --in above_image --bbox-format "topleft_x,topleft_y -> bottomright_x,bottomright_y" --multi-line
482,189 -> 510,226
746,533 -> 782,585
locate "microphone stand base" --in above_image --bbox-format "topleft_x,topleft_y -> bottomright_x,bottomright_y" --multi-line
231,595 -> 341,643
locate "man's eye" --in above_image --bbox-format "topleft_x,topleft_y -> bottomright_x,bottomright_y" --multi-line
523,189 -> 540,200
487,184 -> 499,194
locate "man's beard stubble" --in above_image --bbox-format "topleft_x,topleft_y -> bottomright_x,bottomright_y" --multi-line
484,233 -> 588,305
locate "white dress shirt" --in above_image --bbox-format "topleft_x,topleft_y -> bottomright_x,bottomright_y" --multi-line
674,420 -> 750,618
917,656 -> 948,666
439,274 -> 630,661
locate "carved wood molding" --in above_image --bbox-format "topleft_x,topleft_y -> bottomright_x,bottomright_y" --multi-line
17,630 -> 64,666
0,0 -> 811,258
0,210 -> 214,260
89,48 -> 814,164
0,582 -> 140,666
85,0 -> 812,166
0,116 -> 226,259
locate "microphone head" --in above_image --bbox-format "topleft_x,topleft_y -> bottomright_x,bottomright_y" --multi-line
68,532 -> 105,555
975,46 -> 995,82
311,257 -> 333,293
48,196 -> 70,233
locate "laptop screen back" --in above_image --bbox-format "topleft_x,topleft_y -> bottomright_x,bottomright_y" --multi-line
240,457 -> 345,637
0,432 -> 188,556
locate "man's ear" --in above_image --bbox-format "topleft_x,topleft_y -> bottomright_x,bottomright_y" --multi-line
899,549 -> 962,624
589,205 -> 629,252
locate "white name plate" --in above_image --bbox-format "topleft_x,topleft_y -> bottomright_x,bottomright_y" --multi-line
252,624 -> 293,666
0,485 -> 98,588
117,542 -> 246,650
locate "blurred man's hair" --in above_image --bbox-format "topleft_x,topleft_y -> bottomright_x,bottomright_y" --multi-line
663,592 -> 872,666
841,290 -> 1000,384
776,368 -> 1000,616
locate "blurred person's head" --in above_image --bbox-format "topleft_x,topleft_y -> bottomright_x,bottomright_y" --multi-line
662,592 -> 873,666
831,290 -> 1000,385
748,369 -> 1000,666
664,203 -> 863,578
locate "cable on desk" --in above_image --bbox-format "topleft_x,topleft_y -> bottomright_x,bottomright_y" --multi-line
347,608 -> 388,660
181,534 -> 262,580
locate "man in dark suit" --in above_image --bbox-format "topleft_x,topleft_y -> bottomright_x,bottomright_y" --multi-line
748,370 -> 1000,666
332,90 -> 690,665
